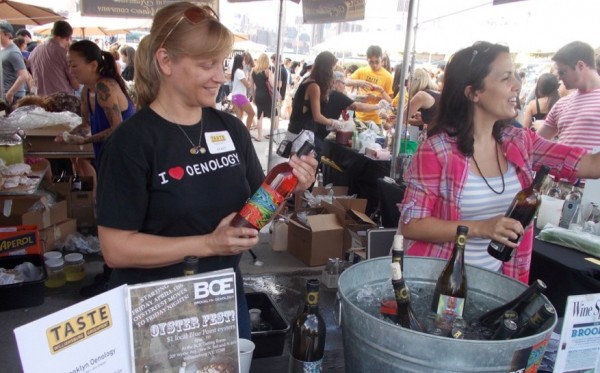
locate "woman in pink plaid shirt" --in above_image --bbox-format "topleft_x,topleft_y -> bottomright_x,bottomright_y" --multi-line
400,42 -> 600,283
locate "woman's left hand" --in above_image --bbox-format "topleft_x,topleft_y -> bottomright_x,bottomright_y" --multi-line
290,153 -> 318,192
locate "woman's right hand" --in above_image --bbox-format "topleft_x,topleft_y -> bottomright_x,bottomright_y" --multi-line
478,215 -> 524,248
206,213 -> 259,256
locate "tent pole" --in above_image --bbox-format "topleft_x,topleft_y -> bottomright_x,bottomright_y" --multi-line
390,0 -> 418,181
267,0 -> 286,170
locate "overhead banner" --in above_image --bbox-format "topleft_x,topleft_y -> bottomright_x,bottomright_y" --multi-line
302,0 -> 365,24
81,0 -> 219,18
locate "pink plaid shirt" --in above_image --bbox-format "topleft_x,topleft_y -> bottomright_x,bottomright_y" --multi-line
401,126 -> 587,283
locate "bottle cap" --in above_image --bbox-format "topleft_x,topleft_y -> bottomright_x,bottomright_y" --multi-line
43,251 -> 62,261
64,253 -> 84,264
184,255 -> 199,264
456,225 -> 469,235
45,258 -> 64,268
306,278 -> 320,291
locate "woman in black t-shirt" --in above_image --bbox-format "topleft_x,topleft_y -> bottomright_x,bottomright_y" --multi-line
95,2 -> 317,340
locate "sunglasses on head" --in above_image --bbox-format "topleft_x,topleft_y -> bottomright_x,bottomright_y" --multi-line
160,5 -> 218,50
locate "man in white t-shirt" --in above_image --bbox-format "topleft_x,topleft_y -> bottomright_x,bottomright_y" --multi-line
537,41 -> 600,151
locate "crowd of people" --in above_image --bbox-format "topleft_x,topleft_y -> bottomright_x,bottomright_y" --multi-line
1,0 -> 599,336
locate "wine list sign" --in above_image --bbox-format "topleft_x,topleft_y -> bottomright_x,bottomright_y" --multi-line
127,269 -> 239,372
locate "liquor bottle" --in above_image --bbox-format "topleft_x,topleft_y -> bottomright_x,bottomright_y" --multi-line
72,172 -> 82,191
379,235 -> 405,321
391,262 -> 423,331
487,166 -> 550,262
478,279 -> 547,328
289,279 -> 326,373
183,256 -> 199,276
431,225 -> 469,330
513,303 -> 555,339
231,141 -> 314,230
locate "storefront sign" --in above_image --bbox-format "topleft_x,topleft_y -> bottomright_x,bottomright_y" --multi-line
127,269 -> 239,372
14,286 -> 131,373
80,0 -> 219,18
302,0 -> 365,24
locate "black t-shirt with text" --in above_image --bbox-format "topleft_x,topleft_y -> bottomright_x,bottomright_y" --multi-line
97,107 -> 264,285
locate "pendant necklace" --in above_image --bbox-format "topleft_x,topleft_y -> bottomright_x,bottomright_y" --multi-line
472,143 -> 505,195
157,100 -> 206,155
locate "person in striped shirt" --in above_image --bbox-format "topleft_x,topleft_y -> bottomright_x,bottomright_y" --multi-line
537,41 -> 600,151
399,42 -> 600,284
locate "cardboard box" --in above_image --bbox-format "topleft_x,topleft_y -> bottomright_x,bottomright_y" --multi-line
0,196 -> 68,230
287,207 -> 344,266
0,225 -> 41,256
343,210 -> 377,250
47,180 -> 71,201
322,197 -> 375,251
38,218 -> 77,252
25,125 -> 94,155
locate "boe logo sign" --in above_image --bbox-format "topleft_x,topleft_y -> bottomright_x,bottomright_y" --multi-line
193,277 -> 235,300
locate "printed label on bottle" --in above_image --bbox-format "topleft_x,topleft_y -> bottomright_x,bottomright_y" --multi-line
238,182 -> 285,229
288,357 -> 323,373
435,294 -> 465,327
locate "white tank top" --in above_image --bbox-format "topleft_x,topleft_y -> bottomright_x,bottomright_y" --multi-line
461,162 -> 521,272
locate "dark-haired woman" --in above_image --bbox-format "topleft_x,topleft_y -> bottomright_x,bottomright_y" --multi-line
399,42 -> 600,284
230,53 -> 255,133
286,51 -> 343,159
57,39 -> 134,177
522,73 -> 560,130
57,40 -> 135,297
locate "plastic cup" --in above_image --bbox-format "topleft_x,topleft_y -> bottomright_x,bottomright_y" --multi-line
238,338 -> 255,373
249,308 -> 262,330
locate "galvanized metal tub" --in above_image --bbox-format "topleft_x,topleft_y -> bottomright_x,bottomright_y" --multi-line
338,257 -> 556,373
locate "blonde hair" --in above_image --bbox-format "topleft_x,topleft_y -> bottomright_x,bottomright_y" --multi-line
253,53 -> 270,74
409,68 -> 437,98
134,1 -> 234,108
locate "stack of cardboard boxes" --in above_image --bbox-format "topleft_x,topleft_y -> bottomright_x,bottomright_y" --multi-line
48,176 -> 96,234
0,196 -> 75,253
287,187 -> 377,266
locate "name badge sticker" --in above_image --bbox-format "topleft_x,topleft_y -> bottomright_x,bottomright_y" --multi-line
205,131 -> 235,154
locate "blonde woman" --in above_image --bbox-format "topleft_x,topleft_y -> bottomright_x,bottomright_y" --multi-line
403,68 -> 441,127
251,53 -> 278,141
94,1 -> 318,338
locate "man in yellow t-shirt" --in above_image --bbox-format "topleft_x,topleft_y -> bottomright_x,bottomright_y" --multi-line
347,45 -> 393,125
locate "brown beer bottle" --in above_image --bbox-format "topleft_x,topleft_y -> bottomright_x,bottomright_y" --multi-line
231,141 -> 314,230
478,279 -> 547,328
512,303 -> 555,339
391,262 -> 424,331
431,225 -> 468,330
289,279 -> 326,373
487,166 -> 550,262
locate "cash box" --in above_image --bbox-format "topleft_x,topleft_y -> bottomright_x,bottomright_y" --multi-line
0,254 -> 47,311
246,292 -> 290,358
